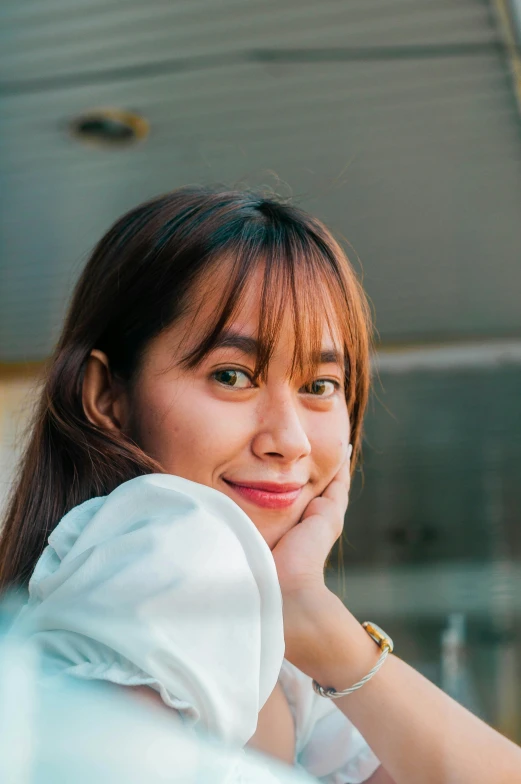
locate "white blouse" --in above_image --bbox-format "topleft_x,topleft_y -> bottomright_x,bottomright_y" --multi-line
11,474 -> 380,783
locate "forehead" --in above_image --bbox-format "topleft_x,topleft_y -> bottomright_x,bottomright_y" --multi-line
185,259 -> 343,355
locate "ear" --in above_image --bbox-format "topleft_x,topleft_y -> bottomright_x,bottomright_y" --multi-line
82,350 -> 128,432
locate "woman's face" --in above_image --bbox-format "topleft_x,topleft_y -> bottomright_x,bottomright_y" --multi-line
128,271 -> 350,549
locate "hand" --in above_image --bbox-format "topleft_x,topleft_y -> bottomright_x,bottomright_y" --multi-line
271,453 -> 355,671
271,453 -> 351,595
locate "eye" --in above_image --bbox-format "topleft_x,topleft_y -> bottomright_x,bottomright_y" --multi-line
213,368 -> 253,389
302,379 -> 339,398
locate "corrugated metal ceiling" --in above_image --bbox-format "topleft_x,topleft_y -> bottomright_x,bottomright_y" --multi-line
1,0 -> 520,360
0,0 -> 501,83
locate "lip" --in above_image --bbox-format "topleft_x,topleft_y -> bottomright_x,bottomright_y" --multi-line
222,479 -> 305,510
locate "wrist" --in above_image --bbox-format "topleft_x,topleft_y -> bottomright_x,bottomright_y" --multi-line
282,586 -> 380,687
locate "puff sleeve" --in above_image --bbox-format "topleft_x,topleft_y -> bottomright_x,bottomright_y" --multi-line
11,474 -> 285,749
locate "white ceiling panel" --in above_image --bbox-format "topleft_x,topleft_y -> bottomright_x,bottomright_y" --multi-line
1,0 -> 521,360
1,1 -> 498,86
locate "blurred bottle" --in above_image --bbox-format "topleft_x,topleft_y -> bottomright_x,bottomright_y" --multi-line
440,612 -> 481,718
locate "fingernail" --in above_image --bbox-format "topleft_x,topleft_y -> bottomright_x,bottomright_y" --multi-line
347,443 -> 353,461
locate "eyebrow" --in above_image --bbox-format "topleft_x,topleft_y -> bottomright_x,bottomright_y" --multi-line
212,330 -> 344,366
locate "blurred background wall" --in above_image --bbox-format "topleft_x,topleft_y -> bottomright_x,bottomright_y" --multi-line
1,0 -> 521,741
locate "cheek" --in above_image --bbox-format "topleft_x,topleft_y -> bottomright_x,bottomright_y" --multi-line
308,410 -> 350,480
131,379 -> 250,479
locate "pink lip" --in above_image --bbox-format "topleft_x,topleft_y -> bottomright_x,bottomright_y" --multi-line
223,479 -> 305,509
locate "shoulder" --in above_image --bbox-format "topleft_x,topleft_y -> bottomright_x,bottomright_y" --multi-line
17,473 -> 285,747
28,473 -> 282,637
45,473 -> 273,571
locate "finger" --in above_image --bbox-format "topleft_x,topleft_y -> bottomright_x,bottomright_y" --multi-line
299,445 -> 353,525
321,479 -> 348,515
322,448 -> 351,498
321,462 -> 350,513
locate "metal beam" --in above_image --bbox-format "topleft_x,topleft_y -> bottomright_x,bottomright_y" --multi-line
495,1 -> 521,113
373,339 -> 521,373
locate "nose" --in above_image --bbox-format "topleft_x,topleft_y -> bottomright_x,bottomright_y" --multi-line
251,391 -> 311,465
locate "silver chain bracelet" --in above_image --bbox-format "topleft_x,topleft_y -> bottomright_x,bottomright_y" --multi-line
312,621 -> 394,699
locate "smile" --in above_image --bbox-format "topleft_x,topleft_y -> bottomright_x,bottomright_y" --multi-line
222,479 -> 304,510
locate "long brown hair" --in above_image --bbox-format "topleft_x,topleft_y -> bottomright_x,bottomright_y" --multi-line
0,187 -> 372,591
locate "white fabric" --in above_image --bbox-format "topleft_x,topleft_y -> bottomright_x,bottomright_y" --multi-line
279,661 -> 380,783
0,644 -> 316,784
11,474 -> 284,748
11,473 -> 380,782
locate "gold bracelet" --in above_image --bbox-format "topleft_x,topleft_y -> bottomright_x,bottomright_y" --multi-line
312,621 -> 394,699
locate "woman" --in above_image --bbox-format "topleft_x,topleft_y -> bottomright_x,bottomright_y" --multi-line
1,187 -> 520,783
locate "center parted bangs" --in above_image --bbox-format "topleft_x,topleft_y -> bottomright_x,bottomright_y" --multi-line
80,186 -> 370,465
179,203 -> 371,440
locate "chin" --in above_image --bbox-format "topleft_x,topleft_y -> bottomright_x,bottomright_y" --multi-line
216,482 -> 302,547
250,517 -> 298,551
254,528 -> 279,550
